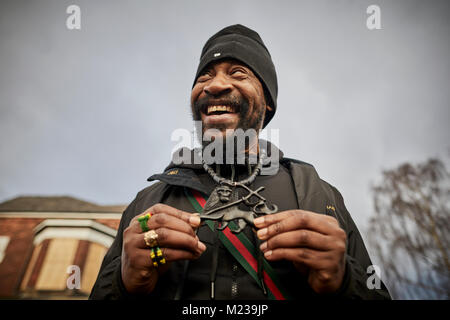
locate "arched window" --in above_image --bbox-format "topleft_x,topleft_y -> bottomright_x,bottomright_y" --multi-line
20,219 -> 116,299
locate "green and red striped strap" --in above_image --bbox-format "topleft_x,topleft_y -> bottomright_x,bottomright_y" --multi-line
184,187 -> 291,300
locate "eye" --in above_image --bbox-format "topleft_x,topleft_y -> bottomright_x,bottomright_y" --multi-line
197,71 -> 212,83
230,67 -> 247,76
230,67 -> 248,80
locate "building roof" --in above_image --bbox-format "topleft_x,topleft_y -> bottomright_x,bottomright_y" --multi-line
0,196 -> 127,213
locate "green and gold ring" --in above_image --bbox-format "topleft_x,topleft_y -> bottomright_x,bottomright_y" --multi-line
137,213 -> 152,232
150,246 -> 166,268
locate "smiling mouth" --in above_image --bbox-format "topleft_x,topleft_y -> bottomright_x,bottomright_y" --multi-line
203,104 -> 240,116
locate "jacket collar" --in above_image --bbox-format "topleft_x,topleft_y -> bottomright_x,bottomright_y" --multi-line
147,139 -> 285,195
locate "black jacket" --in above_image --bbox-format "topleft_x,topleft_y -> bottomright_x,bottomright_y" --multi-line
90,147 -> 391,300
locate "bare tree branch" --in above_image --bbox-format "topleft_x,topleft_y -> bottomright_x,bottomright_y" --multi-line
367,157 -> 450,299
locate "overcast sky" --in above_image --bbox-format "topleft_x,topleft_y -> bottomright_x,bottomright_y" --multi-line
1,0 -> 449,243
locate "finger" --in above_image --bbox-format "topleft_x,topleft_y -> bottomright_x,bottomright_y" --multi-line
255,210 -> 338,229
130,204 -> 201,232
256,211 -> 340,240
162,247 -> 204,262
259,229 -> 335,252
133,247 -> 203,267
263,247 -> 333,270
149,213 -> 197,236
136,228 -> 206,254
150,203 -> 201,227
128,248 -> 156,269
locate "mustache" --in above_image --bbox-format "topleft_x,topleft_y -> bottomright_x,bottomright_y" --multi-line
192,95 -> 249,116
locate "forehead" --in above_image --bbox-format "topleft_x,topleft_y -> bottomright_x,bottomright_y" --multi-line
202,58 -> 253,72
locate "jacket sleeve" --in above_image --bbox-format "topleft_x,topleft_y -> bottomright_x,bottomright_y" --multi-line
329,185 -> 391,300
89,182 -> 170,299
89,198 -> 138,300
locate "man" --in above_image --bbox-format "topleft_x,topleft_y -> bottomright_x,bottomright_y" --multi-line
90,24 -> 391,300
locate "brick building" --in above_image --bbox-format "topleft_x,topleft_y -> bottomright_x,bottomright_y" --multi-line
0,196 -> 126,299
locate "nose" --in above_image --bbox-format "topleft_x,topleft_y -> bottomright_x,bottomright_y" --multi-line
203,73 -> 233,97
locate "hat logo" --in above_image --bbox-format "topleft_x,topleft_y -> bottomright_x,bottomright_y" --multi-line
167,169 -> 179,175
213,52 -> 221,57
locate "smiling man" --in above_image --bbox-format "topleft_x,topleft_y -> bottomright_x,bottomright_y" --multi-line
192,58 -> 268,139
90,25 -> 391,300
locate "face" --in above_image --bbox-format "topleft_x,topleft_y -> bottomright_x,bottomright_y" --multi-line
191,59 -> 268,143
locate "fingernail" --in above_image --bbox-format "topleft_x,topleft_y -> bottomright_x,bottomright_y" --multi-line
190,215 -> 201,226
198,241 -> 206,251
257,228 -> 267,239
254,217 -> 264,227
264,250 -> 272,258
259,242 -> 267,251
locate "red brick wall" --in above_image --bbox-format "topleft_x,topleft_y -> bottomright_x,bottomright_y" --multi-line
0,218 -> 44,297
0,217 -> 121,298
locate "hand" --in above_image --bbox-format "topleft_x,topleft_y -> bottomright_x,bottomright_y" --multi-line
121,203 -> 206,294
254,210 -> 347,294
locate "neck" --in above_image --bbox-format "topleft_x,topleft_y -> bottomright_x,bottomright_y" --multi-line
201,135 -> 261,166
202,154 -> 262,185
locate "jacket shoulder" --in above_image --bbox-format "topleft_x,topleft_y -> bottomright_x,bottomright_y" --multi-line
283,157 -> 337,195
283,157 -> 350,227
135,181 -> 169,204
121,182 -> 171,225
281,157 -> 314,168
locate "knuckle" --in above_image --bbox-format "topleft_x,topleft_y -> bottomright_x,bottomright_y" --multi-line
337,228 -> 347,240
174,209 -> 183,219
326,217 -> 337,227
295,212 -> 309,228
297,249 -> 309,261
273,221 -> 283,234
123,239 -> 132,253
266,239 -> 273,250
123,226 -> 131,237
264,215 -> 274,224
187,225 -> 196,236
152,203 -> 165,213
122,232 -> 135,250
318,271 -> 332,282
329,215 -> 339,224
153,213 -> 167,226
335,239 -> 346,253
286,211 -> 297,218
139,269 -> 152,279
156,227 -> 168,241
190,238 -> 199,251
298,230 -> 309,245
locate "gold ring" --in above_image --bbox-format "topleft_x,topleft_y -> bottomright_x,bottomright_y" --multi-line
144,230 -> 159,247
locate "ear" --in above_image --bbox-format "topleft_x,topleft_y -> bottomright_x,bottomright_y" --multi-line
266,105 -> 273,112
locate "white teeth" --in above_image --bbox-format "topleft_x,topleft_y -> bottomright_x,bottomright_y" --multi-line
207,105 -> 235,115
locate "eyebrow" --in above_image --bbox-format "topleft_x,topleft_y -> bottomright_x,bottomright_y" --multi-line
198,60 -> 253,78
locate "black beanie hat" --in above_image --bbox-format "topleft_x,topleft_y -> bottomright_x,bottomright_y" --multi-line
193,24 -> 278,128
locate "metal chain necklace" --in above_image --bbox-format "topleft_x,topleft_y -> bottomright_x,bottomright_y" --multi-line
201,156 -> 263,187
199,155 -> 277,233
